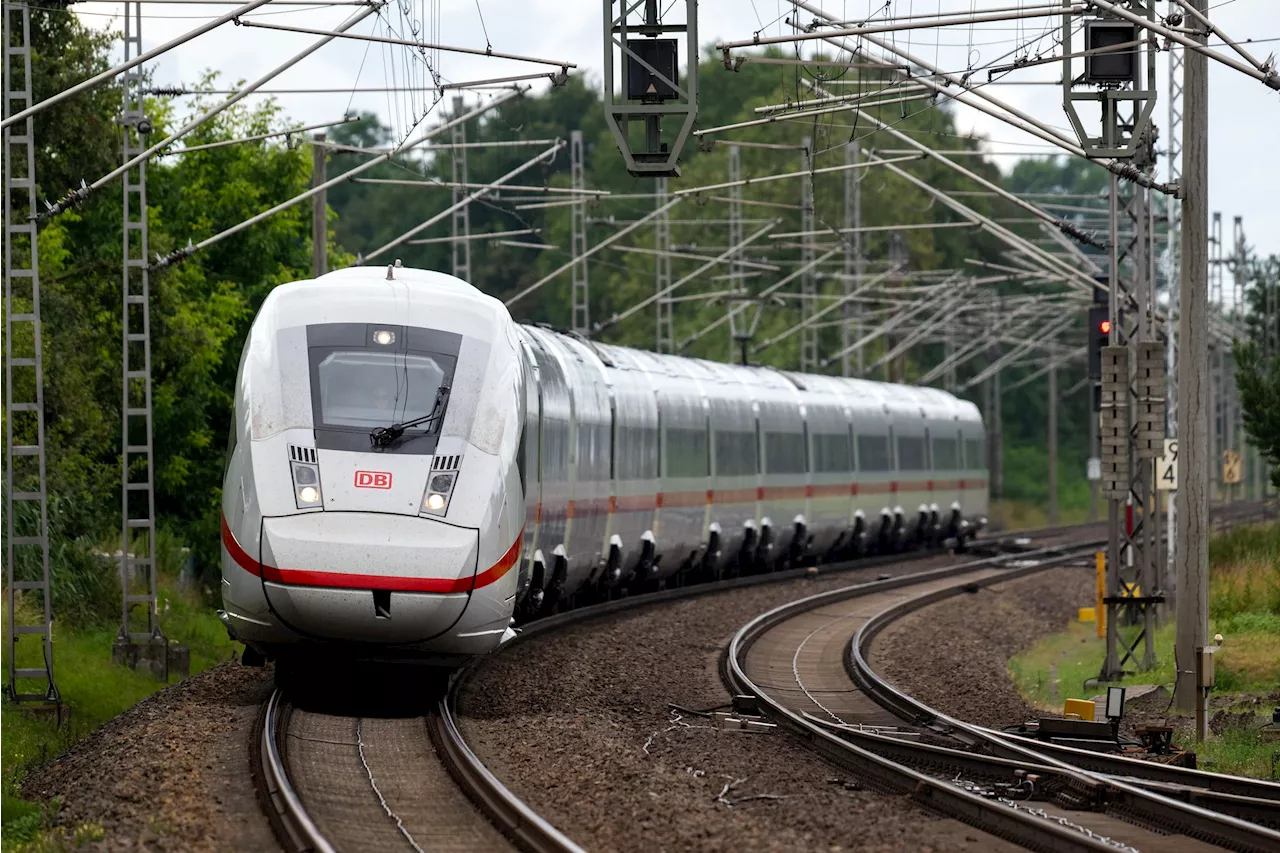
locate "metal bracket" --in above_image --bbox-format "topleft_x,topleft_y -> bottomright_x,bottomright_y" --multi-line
602,0 -> 698,176
1061,2 -> 1158,159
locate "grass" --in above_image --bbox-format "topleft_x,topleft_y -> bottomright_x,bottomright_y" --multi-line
1008,521 -> 1280,779
990,499 -> 1092,531
1,574 -> 240,851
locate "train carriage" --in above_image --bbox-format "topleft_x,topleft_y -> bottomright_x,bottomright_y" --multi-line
220,267 -> 987,669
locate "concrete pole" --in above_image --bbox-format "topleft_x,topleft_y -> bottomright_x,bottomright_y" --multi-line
311,132 -> 326,278
1048,360 -> 1058,525
1174,0 -> 1210,713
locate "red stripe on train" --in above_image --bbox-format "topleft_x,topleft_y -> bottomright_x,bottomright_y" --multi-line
220,515 -> 522,594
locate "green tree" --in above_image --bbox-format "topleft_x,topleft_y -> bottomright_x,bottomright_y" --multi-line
1234,255 -> 1280,489
17,15 -> 334,604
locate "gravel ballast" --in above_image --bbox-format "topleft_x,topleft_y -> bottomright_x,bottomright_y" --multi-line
21,662 -> 278,852
871,564 -> 1094,727
459,558 -> 1023,853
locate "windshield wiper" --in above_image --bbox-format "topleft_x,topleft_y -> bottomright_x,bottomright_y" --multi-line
369,384 -> 451,448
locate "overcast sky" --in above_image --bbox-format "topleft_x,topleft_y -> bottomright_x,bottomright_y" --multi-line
72,0 -> 1280,261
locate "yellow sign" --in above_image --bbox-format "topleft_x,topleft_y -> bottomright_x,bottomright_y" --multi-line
1064,698 -> 1096,722
1078,607 -> 1097,623
1223,449 -> 1242,485
1095,552 -> 1106,638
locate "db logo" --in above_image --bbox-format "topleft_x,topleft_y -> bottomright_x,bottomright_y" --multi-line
354,470 -> 392,489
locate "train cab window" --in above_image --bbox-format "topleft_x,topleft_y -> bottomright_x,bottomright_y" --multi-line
764,431 -> 806,475
897,436 -> 927,471
965,438 -> 986,469
317,351 -> 448,429
932,437 -> 958,471
715,430 -> 758,477
856,434 -> 891,472
812,433 -> 851,473
307,323 -> 462,453
667,427 -> 709,478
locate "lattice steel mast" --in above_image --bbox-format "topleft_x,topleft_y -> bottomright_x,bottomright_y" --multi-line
1163,39 -> 1182,593
842,142 -> 862,377
4,0 -> 58,704
570,129 -> 589,334
654,176 -> 673,352
725,144 -> 747,363
799,137 -> 816,372
450,95 -> 472,282
118,0 -> 163,654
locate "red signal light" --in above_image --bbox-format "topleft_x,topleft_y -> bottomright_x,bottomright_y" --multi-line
1099,320 -> 1112,335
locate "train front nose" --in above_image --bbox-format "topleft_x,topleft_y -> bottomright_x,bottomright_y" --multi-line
259,512 -> 478,644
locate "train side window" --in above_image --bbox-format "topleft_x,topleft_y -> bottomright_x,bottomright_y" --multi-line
932,436 -> 959,471
965,438 -> 986,469
609,399 -> 617,481
856,434 -> 890,472
657,410 -> 664,478
747,420 -> 757,479
764,431 -> 806,475
715,430 -> 757,477
813,432 -> 852,473
897,436 -> 927,471
668,427 -> 709,478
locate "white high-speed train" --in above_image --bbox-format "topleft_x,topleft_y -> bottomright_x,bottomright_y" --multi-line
219,266 -> 988,668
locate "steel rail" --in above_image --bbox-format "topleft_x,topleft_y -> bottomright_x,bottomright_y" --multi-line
255,689 -> 337,853
439,529 -> 1102,850
428,700 -> 585,853
724,541 -> 1127,853
255,524 -> 1095,853
846,542 -> 1280,850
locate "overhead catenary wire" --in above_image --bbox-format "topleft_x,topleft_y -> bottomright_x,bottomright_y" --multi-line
788,1 -> 1178,195
42,1 -> 385,218
361,141 -> 565,261
153,87 -> 524,268
154,115 -> 361,156
0,0 -> 278,130
234,17 -> 577,69
504,197 -> 684,308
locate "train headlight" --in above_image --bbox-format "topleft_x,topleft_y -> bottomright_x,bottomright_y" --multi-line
291,461 -> 323,509
422,471 -> 456,515
373,329 -> 395,345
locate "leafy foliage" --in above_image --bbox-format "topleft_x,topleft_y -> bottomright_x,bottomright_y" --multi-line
10,24 -> 1119,627
1233,255 -> 1280,489
14,14 -> 323,611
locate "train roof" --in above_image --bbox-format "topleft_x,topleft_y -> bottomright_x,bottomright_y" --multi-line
255,267 -> 513,345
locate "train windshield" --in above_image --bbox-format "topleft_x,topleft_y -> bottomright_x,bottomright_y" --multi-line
317,351 -> 447,429
306,323 -> 463,454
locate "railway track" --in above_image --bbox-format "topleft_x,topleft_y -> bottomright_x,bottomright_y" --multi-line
724,529 -> 1280,852
249,509 -> 1275,853
251,529 -> 1042,853
255,683 -> 581,853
